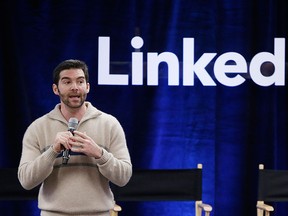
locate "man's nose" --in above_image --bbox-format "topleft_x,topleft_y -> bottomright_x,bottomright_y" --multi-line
71,82 -> 79,90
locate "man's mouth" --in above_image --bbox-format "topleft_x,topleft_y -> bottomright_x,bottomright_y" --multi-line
69,95 -> 80,99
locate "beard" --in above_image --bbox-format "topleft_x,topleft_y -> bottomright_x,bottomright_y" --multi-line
58,90 -> 87,109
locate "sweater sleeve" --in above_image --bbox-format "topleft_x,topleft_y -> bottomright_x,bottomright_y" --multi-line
18,123 -> 59,190
94,118 -> 132,187
96,149 -> 132,187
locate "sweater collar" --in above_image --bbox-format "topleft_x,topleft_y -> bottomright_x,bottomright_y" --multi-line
47,102 -> 102,124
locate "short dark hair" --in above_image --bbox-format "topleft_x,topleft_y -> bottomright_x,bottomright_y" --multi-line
53,59 -> 89,85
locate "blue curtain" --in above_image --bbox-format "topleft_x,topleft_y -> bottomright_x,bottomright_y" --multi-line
0,0 -> 287,216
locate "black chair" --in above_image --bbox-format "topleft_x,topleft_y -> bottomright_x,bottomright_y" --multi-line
256,164 -> 288,216
110,164 -> 212,216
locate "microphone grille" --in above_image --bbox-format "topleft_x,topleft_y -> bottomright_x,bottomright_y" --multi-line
68,117 -> 78,130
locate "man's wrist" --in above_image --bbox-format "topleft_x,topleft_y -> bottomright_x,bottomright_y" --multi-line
95,148 -> 103,159
51,145 -> 61,154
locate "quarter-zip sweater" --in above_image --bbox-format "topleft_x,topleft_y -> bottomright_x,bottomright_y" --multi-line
18,102 -> 132,215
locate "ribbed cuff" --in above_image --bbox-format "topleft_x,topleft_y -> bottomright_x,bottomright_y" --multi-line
94,148 -> 110,165
44,145 -> 60,163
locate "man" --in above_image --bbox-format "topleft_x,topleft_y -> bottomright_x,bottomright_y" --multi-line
18,59 -> 132,216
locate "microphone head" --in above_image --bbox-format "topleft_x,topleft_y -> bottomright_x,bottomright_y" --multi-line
68,117 -> 78,131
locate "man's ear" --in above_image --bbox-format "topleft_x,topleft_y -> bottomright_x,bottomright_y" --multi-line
86,82 -> 90,93
52,84 -> 59,95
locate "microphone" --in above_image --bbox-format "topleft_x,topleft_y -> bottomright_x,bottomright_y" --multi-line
62,117 -> 79,164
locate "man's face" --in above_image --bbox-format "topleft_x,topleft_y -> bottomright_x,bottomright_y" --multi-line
52,68 -> 90,109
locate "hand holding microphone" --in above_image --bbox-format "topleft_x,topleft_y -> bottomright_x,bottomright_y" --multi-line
53,117 -> 103,162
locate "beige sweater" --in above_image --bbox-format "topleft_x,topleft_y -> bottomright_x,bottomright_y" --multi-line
18,102 -> 132,215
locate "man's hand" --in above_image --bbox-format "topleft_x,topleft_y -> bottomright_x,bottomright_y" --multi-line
52,131 -> 73,153
69,131 -> 103,159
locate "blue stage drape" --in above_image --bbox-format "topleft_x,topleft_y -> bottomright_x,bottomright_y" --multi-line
0,0 -> 287,216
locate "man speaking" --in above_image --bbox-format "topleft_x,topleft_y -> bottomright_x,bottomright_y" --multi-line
18,59 -> 132,216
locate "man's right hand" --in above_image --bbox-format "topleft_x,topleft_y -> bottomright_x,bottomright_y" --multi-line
52,131 -> 73,153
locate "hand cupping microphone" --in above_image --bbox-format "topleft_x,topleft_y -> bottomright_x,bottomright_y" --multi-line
62,117 -> 79,165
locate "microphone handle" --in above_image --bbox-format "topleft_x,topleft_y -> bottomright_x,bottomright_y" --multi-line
62,129 -> 74,164
62,149 -> 70,164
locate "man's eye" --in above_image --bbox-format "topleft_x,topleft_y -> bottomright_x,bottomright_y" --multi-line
78,80 -> 85,84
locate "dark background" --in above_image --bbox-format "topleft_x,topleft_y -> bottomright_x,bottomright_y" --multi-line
0,0 -> 287,215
